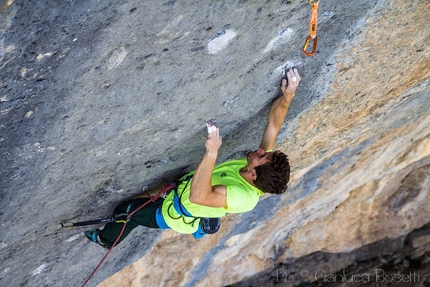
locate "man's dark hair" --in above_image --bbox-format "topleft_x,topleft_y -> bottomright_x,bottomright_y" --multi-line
254,151 -> 290,194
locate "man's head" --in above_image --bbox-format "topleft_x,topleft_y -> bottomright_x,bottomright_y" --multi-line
246,147 -> 273,168
252,150 -> 290,194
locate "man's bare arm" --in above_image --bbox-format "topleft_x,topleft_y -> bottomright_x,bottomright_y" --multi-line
260,68 -> 301,151
189,126 -> 227,208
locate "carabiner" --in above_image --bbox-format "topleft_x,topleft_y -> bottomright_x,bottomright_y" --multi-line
114,212 -> 130,224
303,35 -> 318,56
303,0 -> 319,56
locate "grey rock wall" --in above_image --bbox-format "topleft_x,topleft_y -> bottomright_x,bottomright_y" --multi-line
1,0 -> 429,287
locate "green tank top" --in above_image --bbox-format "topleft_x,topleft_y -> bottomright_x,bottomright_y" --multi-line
161,158 -> 264,234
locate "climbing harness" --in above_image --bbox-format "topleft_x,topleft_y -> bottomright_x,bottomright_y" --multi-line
303,0 -> 319,56
167,174 -> 221,239
78,183 -> 175,287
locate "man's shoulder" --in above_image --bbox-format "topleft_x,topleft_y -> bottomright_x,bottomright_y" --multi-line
216,157 -> 247,167
225,184 -> 261,213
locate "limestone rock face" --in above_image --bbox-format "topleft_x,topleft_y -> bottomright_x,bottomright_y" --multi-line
0,0 -> 429,287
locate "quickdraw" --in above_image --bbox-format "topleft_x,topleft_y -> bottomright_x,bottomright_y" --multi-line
61,213 -> 129,228
303,0 -> 319,56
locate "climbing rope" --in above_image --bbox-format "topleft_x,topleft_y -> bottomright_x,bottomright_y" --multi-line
303,0 -> 319,56
81,183 -> 176,287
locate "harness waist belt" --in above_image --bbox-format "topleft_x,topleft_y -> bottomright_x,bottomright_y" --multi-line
173,189 -> 193,217
155,207 -> 170,229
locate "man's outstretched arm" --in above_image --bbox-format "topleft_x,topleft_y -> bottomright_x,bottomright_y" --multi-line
260,68 -> 301,151
189,125 -> 227,208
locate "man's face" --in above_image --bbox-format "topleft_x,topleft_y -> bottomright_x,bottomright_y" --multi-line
246,147 -> 273,169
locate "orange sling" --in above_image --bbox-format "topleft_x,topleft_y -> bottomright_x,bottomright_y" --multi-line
303,0 -> 319,56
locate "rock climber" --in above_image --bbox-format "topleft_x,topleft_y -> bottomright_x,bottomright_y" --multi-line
85,68 -> 301,248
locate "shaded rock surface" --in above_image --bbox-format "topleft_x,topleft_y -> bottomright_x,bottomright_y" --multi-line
230,222 -> 430,287
0,0 -> 429,287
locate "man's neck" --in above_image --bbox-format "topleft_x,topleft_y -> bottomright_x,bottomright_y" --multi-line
240,165 -> 255,186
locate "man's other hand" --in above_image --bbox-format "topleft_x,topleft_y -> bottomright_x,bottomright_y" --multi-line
206,124 -> 222,156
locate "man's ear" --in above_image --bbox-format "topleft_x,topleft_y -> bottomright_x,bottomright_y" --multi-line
251,169 -> 257,181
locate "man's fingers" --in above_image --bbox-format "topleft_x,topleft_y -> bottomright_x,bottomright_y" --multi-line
211,126 -> 217,135
207,124 -> 217,134
290,68 -> 301,82
291,70 -> 297,82
281,79 -> 287,87
292,69 -> 302,82
286,70 -> 292,84
206,127 -> 222,146
214,127 -> 221,138
207,125 -> 221,141
284,69 -> 298,89
288,69 -> 300,83
284,68 -> 301,89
